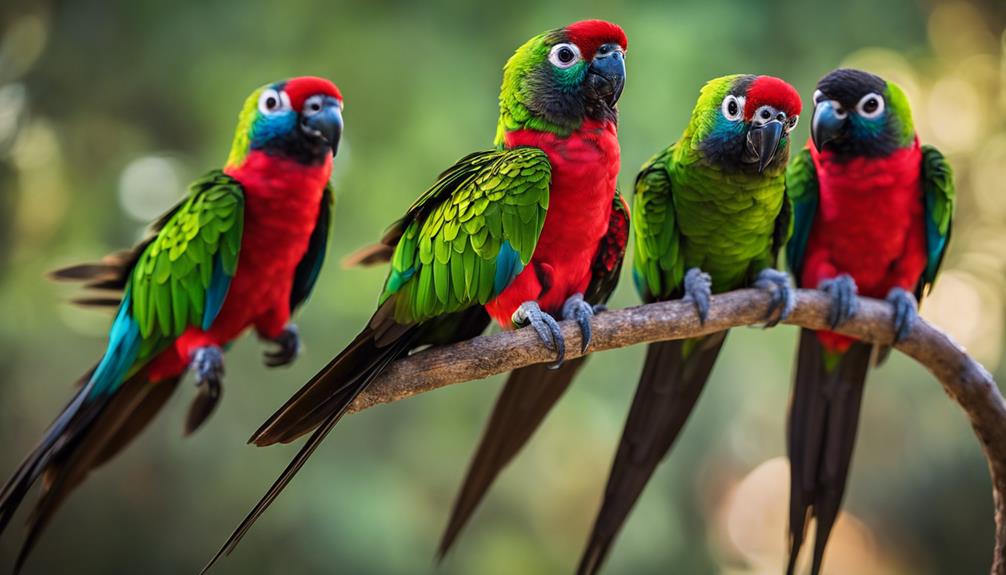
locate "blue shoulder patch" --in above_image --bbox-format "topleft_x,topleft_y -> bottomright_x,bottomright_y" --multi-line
632,267 -> 646,300
924,188 -> 948,281
203,257 -> 233,330
493,240 -> 524,296
385,267 -> 416,295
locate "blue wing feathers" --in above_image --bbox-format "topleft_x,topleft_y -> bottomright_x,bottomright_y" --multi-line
87,291 -> 142,399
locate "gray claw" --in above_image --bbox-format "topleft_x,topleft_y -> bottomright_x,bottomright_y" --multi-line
264,325 -> 301,368
753,268 -> 795,327
561,293 -> 603,353
186,346 -> 224,435
683,267 -> 713,324
819,274 -> 859,329
886,287 -> 918,343
513,301 -> 565,368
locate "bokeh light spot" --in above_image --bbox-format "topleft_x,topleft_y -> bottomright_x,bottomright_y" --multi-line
118,155 -> 186,222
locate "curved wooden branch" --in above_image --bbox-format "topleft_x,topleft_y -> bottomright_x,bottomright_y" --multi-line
347,288 -> 1005,574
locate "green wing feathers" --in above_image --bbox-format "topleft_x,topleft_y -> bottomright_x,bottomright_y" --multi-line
920,145 -> 955,294
632,146 -> 682,302
784,147 -> 819,284
128,170 -> 245,353
381,148 -> 551,324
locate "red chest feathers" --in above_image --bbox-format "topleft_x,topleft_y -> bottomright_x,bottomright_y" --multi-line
804,140 -> 925,296
219,152 -> 330,326
146,152 -> 332,380
485,119 -> 620,324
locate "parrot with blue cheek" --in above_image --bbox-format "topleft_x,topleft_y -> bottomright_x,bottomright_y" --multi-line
0,76 -> 343,573
202,20 -> 629,570
578,74 -> 802,574
785,68 -> 954,575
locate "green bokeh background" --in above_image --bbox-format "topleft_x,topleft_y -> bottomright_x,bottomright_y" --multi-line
1,1 -> 1005,573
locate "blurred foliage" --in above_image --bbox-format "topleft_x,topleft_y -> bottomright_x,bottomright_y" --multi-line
0,0 -> 1005,573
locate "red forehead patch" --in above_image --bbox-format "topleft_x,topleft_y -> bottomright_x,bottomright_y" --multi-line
745,76 -> 801,119
564,20 -> 628,57
282,76 -> 343,111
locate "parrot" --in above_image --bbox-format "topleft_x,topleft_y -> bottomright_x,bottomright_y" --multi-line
0,76 -> 344,572
577,74 -> 803,574
203,20 -> 629,569
784,68 -> 954,575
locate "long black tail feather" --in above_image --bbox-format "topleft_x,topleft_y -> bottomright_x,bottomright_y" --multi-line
577,334 -> 727,575
1,372 -> 180,573
786,329 -> 872,575
202,324 -> 419,573
437,358 -> 587,560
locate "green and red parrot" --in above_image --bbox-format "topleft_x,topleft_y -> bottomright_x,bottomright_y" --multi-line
204,20 -> 629,568
785,68 -> 954,575
0,76 -> 343,572
578,74 -> 802,574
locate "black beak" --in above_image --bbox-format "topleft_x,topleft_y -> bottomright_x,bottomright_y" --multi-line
586,43 -> 625,107
300,97 -> 343,156
746,120 -> 784,173
811,100 -> 845,151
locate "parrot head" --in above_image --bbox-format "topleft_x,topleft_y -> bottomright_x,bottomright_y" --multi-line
226,76 -> 343,168
495,20 -> 627,144
810,68 -> 915,158
689,74 -> 802,174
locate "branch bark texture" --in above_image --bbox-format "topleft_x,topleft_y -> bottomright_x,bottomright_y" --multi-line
346,288 -> 1005,573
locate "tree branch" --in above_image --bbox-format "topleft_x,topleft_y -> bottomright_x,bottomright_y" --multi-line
347,288 -> 1006,574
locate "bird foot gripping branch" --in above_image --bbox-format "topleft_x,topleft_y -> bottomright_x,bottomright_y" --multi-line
682,267 -> 713,324
561,293 -> 603,354
818,273 -> 859,329
513,301 -> 565,366
753,268 -> 795,327
886,287 -> 918,343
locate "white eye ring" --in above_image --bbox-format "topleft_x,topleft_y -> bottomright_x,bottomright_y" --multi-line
786,115 -> 799,132
856,92 -> 885,119
813,89 -> 825,104
548,43 -> 581,69
828,101 -> 849,119
721,94 -> 745,121
302,94 -> 327,116
258,88 -> 291,115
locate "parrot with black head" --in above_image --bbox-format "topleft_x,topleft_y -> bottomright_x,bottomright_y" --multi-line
784,68 -> 954,575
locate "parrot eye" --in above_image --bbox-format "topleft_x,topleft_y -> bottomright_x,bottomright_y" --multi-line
721,95 -> 745,121
856,92 -> 885,119
813,89 -> 825,104
786,115 -> 799,132
828,101 -> 849,119
258,88 -> 291,115
302,95 -> 327,116
548,43 -> 581,69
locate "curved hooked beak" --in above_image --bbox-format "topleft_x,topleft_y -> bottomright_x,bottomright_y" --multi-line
300,97 -> 343,155
587,43 -> 626,107
746,120 -> 784,173
811,100 -> 845,151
